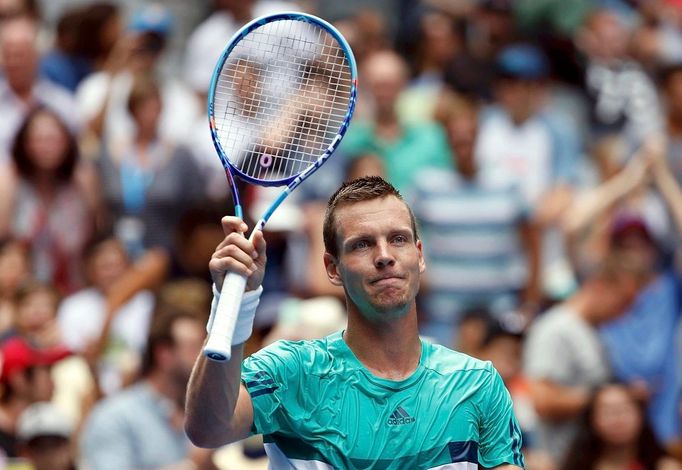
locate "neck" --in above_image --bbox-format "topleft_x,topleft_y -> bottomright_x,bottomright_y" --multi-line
343,306 -> 421,381
9,81 -> 32,103
599,444 -> 637,466
32,172 -> 58,196
135,130 -> 156,146
375,108 -> 399,127
668,114 -> 682,137
566,292 -> 599,326
146,370 -> 180,404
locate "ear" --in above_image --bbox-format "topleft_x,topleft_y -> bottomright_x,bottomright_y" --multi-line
155,343 -> 174,371
574,26 -> 593,55
323,252 -> 343,286
416,240 -> 426,274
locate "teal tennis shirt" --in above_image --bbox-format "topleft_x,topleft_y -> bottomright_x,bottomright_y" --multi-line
242,331 -> 525,469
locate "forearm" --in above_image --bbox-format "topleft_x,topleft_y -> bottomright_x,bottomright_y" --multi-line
520,221 -> 542,307
185,344 -> 247,447
106,248 -> 169,311
562,171 -> 634,235
530,380 -> 590,420
654,168 -> 682,235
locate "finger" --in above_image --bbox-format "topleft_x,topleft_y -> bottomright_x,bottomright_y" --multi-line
215,230 -> 258,254
221,216 -> 248,237
209,254 -> 254,278
252,230 -> 267,262
212,244 -> 258,271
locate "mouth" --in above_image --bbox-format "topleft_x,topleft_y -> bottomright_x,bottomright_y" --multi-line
370,274 -> 405,285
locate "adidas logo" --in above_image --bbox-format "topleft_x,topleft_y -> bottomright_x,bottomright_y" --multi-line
386,406 -> 415,426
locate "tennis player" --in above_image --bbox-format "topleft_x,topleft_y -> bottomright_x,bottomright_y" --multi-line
185,176 -> 525,469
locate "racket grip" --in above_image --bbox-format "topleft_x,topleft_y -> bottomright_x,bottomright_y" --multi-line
203,272 -> 248,362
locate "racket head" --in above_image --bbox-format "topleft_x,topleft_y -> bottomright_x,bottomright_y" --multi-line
208,12 -> 358,188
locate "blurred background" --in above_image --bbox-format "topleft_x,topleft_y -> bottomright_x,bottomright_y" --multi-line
0,0 -> 681,469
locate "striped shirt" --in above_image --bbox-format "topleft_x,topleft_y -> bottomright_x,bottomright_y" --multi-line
411,169 -> 530,322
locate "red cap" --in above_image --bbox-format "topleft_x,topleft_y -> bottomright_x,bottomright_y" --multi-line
0,337 -> 70,383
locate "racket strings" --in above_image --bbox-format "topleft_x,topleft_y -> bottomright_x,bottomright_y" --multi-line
213,18 -> 352,182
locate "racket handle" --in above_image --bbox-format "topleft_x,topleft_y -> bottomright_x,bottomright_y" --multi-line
203,272 -> 248,362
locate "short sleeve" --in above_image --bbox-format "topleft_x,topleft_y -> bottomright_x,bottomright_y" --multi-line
478,363 -> 525,468
81,406 -> 136,469
523,320 -> 571,384
241,340 -> 304,436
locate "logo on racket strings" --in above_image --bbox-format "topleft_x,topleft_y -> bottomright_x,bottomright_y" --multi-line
260,153 -> 273,168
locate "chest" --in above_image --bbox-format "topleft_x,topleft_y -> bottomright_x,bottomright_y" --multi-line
273,373 -> 482,467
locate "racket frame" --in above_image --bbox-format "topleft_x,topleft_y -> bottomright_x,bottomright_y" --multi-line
204,12 -> 357,361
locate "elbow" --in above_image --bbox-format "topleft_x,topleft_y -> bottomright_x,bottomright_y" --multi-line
184,420 -> 234,449
184,417 -> 240,449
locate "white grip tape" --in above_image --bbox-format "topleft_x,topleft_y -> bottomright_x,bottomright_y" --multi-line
203,273 -> 262,362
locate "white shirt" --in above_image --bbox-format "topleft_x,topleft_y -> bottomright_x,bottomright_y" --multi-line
57,287 -> 155,394
75,71 -> 199,148
182,1 -> 301,93
475,109 -> 553,208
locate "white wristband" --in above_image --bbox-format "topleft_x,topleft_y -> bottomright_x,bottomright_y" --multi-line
207,284 -> 263,345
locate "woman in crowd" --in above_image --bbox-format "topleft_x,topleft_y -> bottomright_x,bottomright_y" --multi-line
562,383 -> 681,470
0,107 -> 98,294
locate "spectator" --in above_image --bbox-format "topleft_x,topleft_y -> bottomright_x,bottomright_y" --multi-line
80,308 -> 217,470
15,401 -> 75,470
477,318 -> 550,468
57,235 -> 155,396
39,3 -> 123,92
523,253 -> 646,464
476,43 -> 581,301
412,91 -> 541,344
0,336 -> 67,458
0,107 -> 97,293
8,282 -> 68,353
544,133 -> 682,455
96,74 -> 205,262
562,137 -> 668,278
0,15 -> 81,163
0,238 -> 29,338
76,3 -> 198,150
182,0 -> 302,96
561,383 -> 681,470
596,141 -> 682,454
660,63 -> 682,186
339,50 -> 452,195
575,7 -> 662,146
398,10 -> 462,123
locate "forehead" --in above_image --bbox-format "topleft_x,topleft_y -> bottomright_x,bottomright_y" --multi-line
335,196 -> 412,238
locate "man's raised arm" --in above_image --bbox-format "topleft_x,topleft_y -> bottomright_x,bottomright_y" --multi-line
184,217 -> 267,447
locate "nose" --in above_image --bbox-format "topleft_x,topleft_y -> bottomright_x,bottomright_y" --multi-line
374,240 -> 395,269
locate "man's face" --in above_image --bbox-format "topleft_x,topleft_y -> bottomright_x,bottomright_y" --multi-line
592,275 -> 640,323
324,196 -> 425,321
25,436 -> 72,470
170,318 -> 204,388
0,18 -> 37,91
87,240 -> 129,290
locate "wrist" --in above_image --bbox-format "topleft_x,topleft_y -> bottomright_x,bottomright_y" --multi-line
207,284 -> 263,345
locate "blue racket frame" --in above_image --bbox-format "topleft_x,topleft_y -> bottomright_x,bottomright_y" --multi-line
207,11 -> 358,226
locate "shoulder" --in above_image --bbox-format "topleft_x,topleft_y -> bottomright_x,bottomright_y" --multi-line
86,384 -> 147,426
424,341 -> 496,379
245,335 -> 336,375
526,305 -> 574,335
58,288 -> 102,314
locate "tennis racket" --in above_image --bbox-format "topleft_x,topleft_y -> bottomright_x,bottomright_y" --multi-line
203,12 -> 357,361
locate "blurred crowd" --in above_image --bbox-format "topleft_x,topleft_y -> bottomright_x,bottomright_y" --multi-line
0,0 -> 681,469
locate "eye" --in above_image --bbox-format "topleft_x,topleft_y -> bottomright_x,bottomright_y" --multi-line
392,234 -> 409,244
352,240 -> 369,250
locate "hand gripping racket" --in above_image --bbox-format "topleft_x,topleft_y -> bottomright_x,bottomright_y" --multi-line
203,12 -> 357,361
